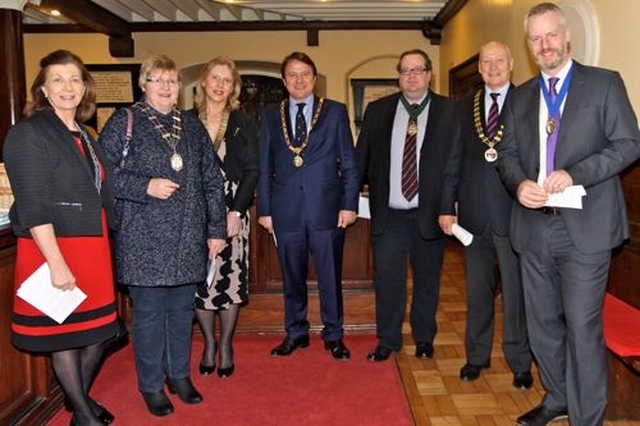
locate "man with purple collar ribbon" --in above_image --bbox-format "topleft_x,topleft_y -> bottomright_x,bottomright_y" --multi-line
498,3 -> 640,425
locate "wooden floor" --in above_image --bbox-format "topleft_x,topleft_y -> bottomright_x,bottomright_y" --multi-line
395,244 -> 640,426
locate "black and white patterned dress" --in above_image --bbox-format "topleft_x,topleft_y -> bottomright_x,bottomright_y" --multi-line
195,139 -> 250,310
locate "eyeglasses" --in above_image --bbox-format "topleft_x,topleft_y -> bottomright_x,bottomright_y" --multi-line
399,67 -> 428,76
284,71 -> 313,81
146,78 -> 180,87
210,74 -> 233,86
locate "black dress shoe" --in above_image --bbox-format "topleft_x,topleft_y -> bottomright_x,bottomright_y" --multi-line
367,346 -> 393,362
459,361 -> 490,381
166,377 -> 203,404
141,390 -> 174,417
270,336 -> 310,356
415,342 -> 434,359
516,404 -> 568,426
217,364 -> 235,378
324,339 -> 350,360
513,371 -> 534,390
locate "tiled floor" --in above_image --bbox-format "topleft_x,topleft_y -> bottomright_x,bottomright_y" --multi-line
395,243 -> 640,426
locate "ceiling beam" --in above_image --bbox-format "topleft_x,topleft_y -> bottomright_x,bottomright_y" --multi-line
39,0 -> 134,57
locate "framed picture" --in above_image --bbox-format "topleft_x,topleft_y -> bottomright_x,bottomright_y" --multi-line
86,64 -> 142,132
351,78 -> 399,133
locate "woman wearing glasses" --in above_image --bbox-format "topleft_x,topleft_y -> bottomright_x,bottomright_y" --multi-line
99,54 -> 226,417
192,57 -> 258,379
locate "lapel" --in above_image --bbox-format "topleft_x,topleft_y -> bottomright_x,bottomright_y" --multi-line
379,93 -> 402,164
520,79 -> 542,162
282,99 -> 294,142
421,92 -> 439,154
43,109 -> 95,186
557,62 -> 585,147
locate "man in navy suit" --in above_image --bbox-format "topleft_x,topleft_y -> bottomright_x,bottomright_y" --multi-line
356,49 -> 457,362
440,41 -> 532,389
498,3 -> 640,425
257,52 -> 359,360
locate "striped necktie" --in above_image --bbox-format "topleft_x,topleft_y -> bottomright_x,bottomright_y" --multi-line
486,92 -> 500,138
401,104 -> 419,201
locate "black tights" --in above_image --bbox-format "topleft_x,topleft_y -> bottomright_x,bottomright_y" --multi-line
51,342 -> 105,425
195,304 -> 239,369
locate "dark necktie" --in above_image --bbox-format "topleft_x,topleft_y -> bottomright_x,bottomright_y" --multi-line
486,92 -> 500,138
546,77 -> 560,174
294,102 -> 307,147
401,104 -> 419,202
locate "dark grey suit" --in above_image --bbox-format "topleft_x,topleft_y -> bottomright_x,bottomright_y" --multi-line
441,87 -> 531,373
498,61 -> 640,424
357,91 -> 456,351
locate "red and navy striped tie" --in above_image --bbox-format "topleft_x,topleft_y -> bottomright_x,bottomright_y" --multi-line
401,104 -> 419,201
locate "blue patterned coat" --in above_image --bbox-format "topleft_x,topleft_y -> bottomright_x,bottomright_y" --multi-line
99,101 -> 226,287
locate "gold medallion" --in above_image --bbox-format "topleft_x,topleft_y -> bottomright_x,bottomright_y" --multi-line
546,118 -> 556,135
170,153 -> 184,171
407,122 -> 418,136
293,155 -> 304,168
484,148 -> 498,162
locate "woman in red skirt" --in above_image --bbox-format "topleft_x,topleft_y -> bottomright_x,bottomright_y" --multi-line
3,50 -> 118,426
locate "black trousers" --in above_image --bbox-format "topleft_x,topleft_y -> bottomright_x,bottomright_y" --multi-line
371,208 -> 446,351
463,223 -> 531,373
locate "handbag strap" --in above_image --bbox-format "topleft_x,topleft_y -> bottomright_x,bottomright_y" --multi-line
119,108 -> 133,169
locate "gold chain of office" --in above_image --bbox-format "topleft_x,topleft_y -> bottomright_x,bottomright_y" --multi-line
279,98 -> 325,168
473,89 -> 504,149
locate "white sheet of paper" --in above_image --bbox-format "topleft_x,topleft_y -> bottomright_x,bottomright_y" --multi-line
452,223 -> 474,246
357,195 -> 371,219
206,257 -> 217,288
545,185 -> 586,209
271,232 -> 278,247
16,263 -> 87,324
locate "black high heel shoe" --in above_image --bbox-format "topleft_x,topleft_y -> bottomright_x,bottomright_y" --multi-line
94,403 -> 115,424
199,361 -> 216,376
65,399 -> 114,425
199,345 -> 216,376
217,364 -> 235,378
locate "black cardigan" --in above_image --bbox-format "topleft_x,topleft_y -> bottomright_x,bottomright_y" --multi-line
3,109 -> 115,238
222,110 -> 258,215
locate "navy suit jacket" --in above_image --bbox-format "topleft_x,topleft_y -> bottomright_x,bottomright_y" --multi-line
498,62 -> 640,253
257,96 -> 359,231
356,91 -> 457,240
441,86 -> 515,237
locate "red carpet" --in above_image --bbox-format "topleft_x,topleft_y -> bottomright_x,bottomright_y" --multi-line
46,335 -> 413,425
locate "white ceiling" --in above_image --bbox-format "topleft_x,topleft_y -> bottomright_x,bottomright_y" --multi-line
24,0 -> 449,24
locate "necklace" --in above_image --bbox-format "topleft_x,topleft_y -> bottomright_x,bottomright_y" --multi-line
74,122 -> 102,192
210,110 -> 230,152
280,98 -> 324,168
473,89 -> 504,162
135,102 -> 184,171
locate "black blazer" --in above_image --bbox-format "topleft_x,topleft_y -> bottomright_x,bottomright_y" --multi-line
219,110 -> 259,216
3,108 -> 115,238
441,86 -> 515,236
356,91 -> 458,239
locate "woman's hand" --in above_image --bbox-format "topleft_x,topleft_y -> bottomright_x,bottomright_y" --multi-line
227,211 -> 242,238
207,238 -> 226,260
49,259 -> 76,291
147,178 -> 180,200
29,224 -> 76,291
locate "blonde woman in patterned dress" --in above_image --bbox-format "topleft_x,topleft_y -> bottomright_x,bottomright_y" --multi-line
193,57 -> 258,378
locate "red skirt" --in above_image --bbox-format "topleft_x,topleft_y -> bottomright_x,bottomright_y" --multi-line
11,211 -> 117,352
